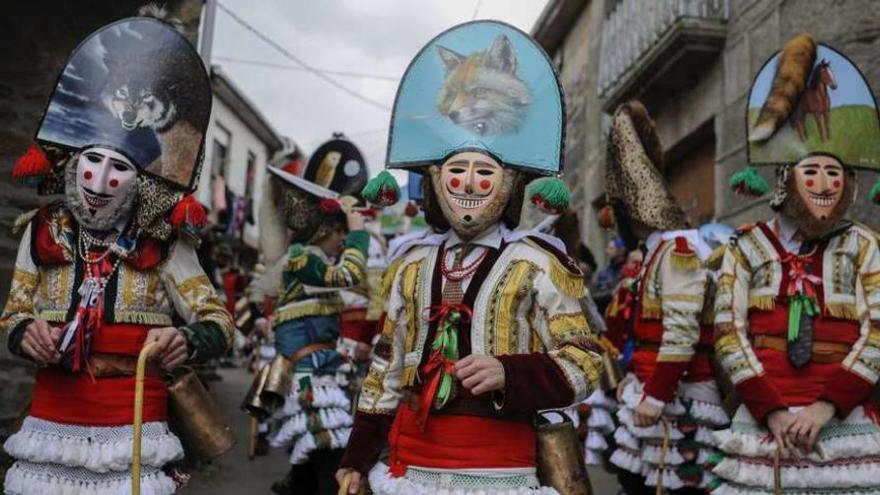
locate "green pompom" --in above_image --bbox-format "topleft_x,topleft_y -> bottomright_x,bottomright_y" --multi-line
527,176 -> 570,214
870,178 -> 880,205
362,170 -> 400,207
729,165 -> 769,197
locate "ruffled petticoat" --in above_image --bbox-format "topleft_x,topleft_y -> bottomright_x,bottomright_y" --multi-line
581,390 -> 618,466
3,416 -> 183,495
711,404 -> 880,494
610,374 -> 729,489
367,462 -> 560,495
269,370 -> 353,465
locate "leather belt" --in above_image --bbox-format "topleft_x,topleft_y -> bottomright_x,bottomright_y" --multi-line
752,335 -> 850,364
402,390 -> 531,423
634,340 -> 713,354
288,341 -> 336,365
89,353 -> 163,378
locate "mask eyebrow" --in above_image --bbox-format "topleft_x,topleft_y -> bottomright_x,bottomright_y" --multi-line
474,160 -> 499,169
446,160 -> 470,168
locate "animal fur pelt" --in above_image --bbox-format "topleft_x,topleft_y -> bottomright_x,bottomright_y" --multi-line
138,3 -> 185,33
622,100 -> 664,172
258,175 -> 289,265
750,33 -> 817,142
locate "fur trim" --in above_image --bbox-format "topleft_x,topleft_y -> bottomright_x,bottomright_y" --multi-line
750,33 -> 817,142
138,3 -> 185,33
621,100 -> 664,171
12,208 -> 39,235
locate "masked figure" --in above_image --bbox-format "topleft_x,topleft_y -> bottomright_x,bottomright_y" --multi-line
603,101 -> 729,493
336,21 -> 602,495
2,16 -> 232,495
713,33 -> 880,494
247,134 -> 369,495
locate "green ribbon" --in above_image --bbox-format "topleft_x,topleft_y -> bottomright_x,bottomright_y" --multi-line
788,294 -> 819,342
431,310 -> 461,407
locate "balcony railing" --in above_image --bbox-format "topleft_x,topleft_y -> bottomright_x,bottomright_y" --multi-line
599,0 -> 729,111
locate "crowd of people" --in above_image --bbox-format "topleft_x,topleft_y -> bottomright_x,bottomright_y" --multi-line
3,9 -> 880,495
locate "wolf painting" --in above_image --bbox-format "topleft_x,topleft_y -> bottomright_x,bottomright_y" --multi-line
436,34 -> 531,135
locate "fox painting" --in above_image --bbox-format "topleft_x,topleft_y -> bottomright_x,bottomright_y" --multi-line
436,34 -> 531,135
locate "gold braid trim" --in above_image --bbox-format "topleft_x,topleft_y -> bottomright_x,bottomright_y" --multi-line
825,302 -> 858,321
383,257 -> 405,299
862,271 -> 880,291
706,246 -> 726,271
670,250 -> 700,270
402,365 -> 418,388
38,310 -> 68,323
549,258 -> 585,299
287,252 -> 309,272
557,346 -> 601,385
748,295 -> 776,311
641,297 -> 662,320
598,335 -> 621,357
115,311 -> 174,326
548,313 -> 589,342
399,261 -> 422,355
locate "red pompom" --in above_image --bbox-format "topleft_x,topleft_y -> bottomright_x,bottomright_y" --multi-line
403,201 -> 419,217
318,198 -> 341,215
597,205 -> 615,230
170,195 -> 207,233
13,143 -> 51,185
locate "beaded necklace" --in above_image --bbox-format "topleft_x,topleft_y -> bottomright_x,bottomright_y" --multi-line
439,246 -> 489,281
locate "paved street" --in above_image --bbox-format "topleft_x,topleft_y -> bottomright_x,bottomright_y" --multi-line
182,366 -> 620,494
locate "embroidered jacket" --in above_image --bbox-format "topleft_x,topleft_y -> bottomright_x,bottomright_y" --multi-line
1,205 -> 233,362
255,230 -> 369,324
341,228 -> 603,473
714,220 -> 880,422
630,230 -> 709,403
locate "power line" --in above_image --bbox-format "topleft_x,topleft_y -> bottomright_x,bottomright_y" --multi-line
214,56 -> 399,82
216,2 -> 392,112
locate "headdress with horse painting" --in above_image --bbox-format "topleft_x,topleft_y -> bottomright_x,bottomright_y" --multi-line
730,33 -> 880,204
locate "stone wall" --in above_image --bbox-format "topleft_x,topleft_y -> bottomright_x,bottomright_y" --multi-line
553,0 -> 880,264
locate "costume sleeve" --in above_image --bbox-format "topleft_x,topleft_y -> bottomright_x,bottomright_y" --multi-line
1,223 -> 41,358
714,239 -> 787,423
643,240 -> 707,403
820,230 -> 880,417
340,256 -> 407,474
496,252 -> 603,413
161,239 -> 234,363
286,230 -> 368,288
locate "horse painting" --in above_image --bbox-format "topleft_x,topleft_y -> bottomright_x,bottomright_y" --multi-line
793,59 -> 837,141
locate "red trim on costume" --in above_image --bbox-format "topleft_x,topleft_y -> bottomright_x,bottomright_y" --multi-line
124,237 -> 168,270
735,375 -> 788,424
387,405 -> 535,476
91,323 -> 155,355
674,236 -> 694,255
341,308 -> 377,344
644,361 -> 690,402
820,368 -> 875,419
32,206 -> 68,266
30,366 -> 167,425
340,411 -> 394,475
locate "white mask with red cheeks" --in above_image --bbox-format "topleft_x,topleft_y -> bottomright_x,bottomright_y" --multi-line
67,146 -> 138,231
429,151 -> 515,240
792,154 -> 845,221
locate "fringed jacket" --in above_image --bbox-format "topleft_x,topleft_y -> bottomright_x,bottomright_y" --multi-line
714,218 -> 880,423
627,230 -> 712,404
1,205 -> 233,361
341,226 -> 603,474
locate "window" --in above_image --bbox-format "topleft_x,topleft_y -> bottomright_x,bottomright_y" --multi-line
211,123 -> 232,178
245,151 -> 256,199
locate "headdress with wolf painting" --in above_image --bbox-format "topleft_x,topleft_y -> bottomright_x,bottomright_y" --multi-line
361,20 -> 569,213
730,33 -> 880,202
32,17 -> 211,192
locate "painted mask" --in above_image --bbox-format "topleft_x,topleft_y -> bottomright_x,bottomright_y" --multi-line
791,154 -> 845,220
429,151 -> 514,240
67,147 -> 138,231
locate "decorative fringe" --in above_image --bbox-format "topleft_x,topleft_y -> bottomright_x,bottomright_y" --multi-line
641,298 -> 662,320
729,166 -> 769,197
114,311 -> 174,327
549,259 -> 585,298
598,204 -> 615,229
4,463 -> 177,495
169,195 -> 207,234
362,171 -> 400,207
367,462 -> 557,495
748,295 -> 776,311
12,143 -> 51,187
12,208 -> 39,235
706,245 -> 726,271
825,302 -> 858,320
401,365 -> 418,387
870,178 -> 880,205
671,236 -> 700,270
527,177 -> 570,214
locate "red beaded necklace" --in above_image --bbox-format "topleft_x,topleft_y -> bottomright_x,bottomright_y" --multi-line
440,246 -> 488,281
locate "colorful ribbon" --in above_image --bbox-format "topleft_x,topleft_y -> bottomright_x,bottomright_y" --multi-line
785,256 -> 821,342
416,304 -> 472,430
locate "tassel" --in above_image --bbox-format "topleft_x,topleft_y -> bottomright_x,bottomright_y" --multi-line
527,176 -> 570,214
170,195 -> 207,234
729,165 -> 769,197
318,198 -> 341,215
403,201 -> 419,217
12,143 -> 51,186
870,178 -> 880,205
670,236 -> 700,270
362,170 -> 400,207
598,205 -> 615,229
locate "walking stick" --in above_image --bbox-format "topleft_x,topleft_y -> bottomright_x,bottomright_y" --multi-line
773,445 -> 782,495
654,418 -> 671,495
248,416 -> 258,460
132,340 -> 158,495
